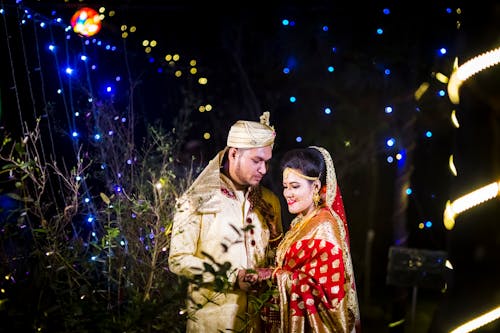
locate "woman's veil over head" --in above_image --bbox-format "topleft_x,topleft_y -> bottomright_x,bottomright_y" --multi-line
309,146 -> 361,327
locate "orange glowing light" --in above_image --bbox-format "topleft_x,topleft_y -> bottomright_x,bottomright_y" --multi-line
70,7 -> 102,37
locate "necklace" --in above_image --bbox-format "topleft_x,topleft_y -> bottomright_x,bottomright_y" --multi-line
276,207 -> 320,266
290,207 -> 319,229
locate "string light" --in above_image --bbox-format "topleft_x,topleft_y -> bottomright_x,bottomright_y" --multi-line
447,46 -> 500,104
449,306 -> 500,333
443,180 -> 500,230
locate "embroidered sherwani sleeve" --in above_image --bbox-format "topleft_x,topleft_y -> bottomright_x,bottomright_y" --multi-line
168,196 -> 218,284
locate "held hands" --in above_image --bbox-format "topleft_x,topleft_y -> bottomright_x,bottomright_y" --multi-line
237,268 -> 274,291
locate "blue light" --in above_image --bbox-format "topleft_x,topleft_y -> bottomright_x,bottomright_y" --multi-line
84,197 -> 90,203
295,136 -> 302,143
386,138 -> 395,147
376,28 -> 384,35
65,67 -> 73,75
289,96 -> 296,103
425,220 -> 432,228
425,131 -> 432,138
405,188 -> 412,195
384,68 -> 391,75
281,19 -> 289,26
439,47 -> 447,55
286,56 -> 297,70
283,67 -> 290,74
397,149 -> 407,168
94,134 -> 101,140
48,44 -> 56,52
438,89 -> 446,97
382,8 -> 391,15
386,156 -> 394,163
80,55 -> 87,61
72,131 -> 79,138
322,25 -> 329,32
106,86 -> 112,93
385,106 -> 393,114
327,66 -> 334,72
324,107 -> 332,115
87,215 -> 94,223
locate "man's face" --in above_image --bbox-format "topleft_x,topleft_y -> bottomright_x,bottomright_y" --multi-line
228,146 -> 273,188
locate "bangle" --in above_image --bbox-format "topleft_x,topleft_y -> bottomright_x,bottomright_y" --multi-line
269,233 -> 283,242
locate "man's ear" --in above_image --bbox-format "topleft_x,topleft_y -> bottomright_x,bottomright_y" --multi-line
228,147 -> 238,160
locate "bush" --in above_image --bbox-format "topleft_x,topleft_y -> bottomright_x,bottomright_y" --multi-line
0,98 -> 194,332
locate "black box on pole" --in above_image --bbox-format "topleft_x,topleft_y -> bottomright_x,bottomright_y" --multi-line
386,246 -> 448,290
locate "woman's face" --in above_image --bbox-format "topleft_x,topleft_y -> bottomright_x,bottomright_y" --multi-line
282,168 -> 318,216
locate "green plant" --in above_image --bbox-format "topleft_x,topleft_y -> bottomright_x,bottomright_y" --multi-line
0,97 -> 193,332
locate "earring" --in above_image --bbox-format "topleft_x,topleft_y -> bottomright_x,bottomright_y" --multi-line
313,191 -> 320,207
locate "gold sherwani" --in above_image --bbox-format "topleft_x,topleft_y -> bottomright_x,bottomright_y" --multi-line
169,148 -> 282,333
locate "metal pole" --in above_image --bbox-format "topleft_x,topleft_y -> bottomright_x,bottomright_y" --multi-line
411,285 -> 418,333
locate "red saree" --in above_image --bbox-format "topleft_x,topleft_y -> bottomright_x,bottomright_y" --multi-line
269,208 -> 359,332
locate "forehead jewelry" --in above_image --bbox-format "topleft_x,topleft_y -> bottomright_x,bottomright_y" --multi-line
283,167 -> 319,181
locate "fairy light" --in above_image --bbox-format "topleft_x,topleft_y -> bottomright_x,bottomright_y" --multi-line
448,155 -> 457,176
443,180 -> 500,230
447,46 -> 500,104
450,110 -> 460,128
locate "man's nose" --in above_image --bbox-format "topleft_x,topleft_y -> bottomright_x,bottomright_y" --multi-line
258,162 -> 267,174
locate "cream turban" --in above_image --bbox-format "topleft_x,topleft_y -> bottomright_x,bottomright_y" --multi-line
226,111 -> 276,148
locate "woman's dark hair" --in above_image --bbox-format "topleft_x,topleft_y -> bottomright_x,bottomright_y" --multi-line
280,147 -> 327,186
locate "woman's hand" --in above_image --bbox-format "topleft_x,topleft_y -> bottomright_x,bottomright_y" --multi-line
256,267 -> 273,281
237,268 -> 274,291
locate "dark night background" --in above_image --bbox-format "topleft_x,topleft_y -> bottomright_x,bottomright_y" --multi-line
1,0 -> 499,332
